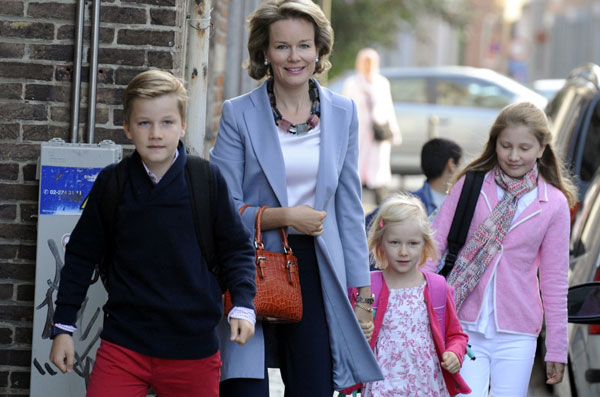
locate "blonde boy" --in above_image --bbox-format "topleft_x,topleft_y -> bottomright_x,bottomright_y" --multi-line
49,70 -> 256,396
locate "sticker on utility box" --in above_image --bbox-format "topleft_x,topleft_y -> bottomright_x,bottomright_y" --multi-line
40,166 -> 101,215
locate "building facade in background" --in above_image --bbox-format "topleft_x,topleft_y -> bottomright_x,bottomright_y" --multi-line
0,0 -> 187,394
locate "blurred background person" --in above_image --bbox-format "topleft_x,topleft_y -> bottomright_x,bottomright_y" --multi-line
366,137 -> 463,231
412,138 -> 463,217
343,48 -> 401,205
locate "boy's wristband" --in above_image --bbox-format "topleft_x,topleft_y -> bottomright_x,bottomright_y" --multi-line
49,323 -> 75,339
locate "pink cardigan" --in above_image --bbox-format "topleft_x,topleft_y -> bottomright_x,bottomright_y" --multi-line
424,172 -> 570,363
371,273 -> 471,396
343,272 -> 471,396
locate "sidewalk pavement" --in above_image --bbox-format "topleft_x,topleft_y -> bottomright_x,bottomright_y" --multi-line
268,353 -> 556,396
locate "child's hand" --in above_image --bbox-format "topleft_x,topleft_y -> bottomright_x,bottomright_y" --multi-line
229,318 -> 255,346
354,305 -> 374,342
441,351 -> 460,374
546,361 -> 565,384
49,334 -> 75,374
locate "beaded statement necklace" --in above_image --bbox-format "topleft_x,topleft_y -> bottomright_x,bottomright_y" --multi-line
267,78 -> 320,136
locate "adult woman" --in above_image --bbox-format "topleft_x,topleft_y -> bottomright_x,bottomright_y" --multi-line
210,0 -> 382,395
343,48 -> 400,205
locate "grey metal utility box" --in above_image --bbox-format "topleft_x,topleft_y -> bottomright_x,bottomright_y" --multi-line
30,139 -> 122,396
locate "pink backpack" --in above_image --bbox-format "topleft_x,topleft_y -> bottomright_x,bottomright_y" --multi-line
365,270 -> 450,340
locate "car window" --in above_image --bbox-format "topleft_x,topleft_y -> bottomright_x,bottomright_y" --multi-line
579,104 -> 600,184
576,182 -> 600,258
546,88 -> 568,123
571,171 -> 600,256
389,77 -> 428,104
548,87 -> 587,166
435,77 -> 513,109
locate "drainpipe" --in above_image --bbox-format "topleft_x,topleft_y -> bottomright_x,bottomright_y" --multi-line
87,0 -> 101,143
184,0 -> 212,157
69,0 -> 85,143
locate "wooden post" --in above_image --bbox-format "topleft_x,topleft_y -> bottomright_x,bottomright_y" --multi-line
184,0 -> 212,157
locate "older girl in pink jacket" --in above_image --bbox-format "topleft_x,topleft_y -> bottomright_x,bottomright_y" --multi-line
424,102 -> 578,396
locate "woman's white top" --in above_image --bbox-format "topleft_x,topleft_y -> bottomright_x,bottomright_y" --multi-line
277,122 -> 321,209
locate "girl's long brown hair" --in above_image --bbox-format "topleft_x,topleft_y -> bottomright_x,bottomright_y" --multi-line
455,102 -> 578,207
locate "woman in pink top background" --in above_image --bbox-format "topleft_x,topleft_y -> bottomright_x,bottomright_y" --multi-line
424,102 -> 578,396
342,48 -> 400,204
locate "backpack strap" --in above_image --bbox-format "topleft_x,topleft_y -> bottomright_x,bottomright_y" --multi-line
439,170 -> 485,277
424,272 -> 448,340
185,155 -> 224,292
369,270 -> 383,311
95,155 -> 130,286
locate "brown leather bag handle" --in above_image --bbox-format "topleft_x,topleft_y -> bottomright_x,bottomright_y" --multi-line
239,205 -> 293,254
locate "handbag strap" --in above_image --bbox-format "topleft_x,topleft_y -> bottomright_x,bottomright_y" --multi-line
239,205 -> 293,253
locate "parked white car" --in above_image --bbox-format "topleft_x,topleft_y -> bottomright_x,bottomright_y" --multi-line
533,78 -> 566,100
329,66 -> 548,175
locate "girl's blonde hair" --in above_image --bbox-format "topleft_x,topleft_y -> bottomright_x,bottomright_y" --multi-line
245,0 -> 334,80
455,102 -> 578,207
367,193 -> 438,270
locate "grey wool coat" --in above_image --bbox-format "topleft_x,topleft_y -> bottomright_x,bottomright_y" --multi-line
209,80 -> 383,390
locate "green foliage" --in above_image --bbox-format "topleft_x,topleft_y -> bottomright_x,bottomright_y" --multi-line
328,0 -> 466,79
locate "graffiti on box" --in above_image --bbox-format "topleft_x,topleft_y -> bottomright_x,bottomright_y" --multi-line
33,236 -> 103,386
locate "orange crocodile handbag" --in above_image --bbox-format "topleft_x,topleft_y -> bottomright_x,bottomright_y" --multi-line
224,205 -> 303,323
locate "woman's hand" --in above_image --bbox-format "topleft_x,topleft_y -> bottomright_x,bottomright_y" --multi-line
354,304 -> 374,342
546,361 -> 565,384
288,205 -> 326,236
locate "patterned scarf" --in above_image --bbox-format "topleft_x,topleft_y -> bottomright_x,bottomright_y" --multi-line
447,165 -> 538,309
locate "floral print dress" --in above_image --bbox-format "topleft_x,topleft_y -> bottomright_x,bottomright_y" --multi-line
362,283 -> 449,397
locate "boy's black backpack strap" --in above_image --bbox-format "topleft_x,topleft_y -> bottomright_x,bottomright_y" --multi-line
185,156 -> 225,292
439,170 -> 485,278
94,155 -> 130,286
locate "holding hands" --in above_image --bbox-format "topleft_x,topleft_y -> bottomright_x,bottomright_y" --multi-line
354,305 -> 374,342
354,286 -> 375,342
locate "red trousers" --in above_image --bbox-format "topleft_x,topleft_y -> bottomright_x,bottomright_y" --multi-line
87,339 -> 221,397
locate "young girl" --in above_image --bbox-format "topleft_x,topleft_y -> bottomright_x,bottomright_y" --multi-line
423,102 -> 578,396
361,194 -> 471,396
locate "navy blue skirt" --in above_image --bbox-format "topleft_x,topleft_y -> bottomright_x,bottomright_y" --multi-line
220,235 -> 334,397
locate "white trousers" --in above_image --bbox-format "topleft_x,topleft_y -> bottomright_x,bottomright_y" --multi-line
457,330 -> 537,397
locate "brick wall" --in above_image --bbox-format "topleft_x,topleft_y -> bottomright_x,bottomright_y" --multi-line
0,0 -> 186,394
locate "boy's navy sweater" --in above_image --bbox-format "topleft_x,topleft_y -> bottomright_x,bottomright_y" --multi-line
53,142 -> 256,359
